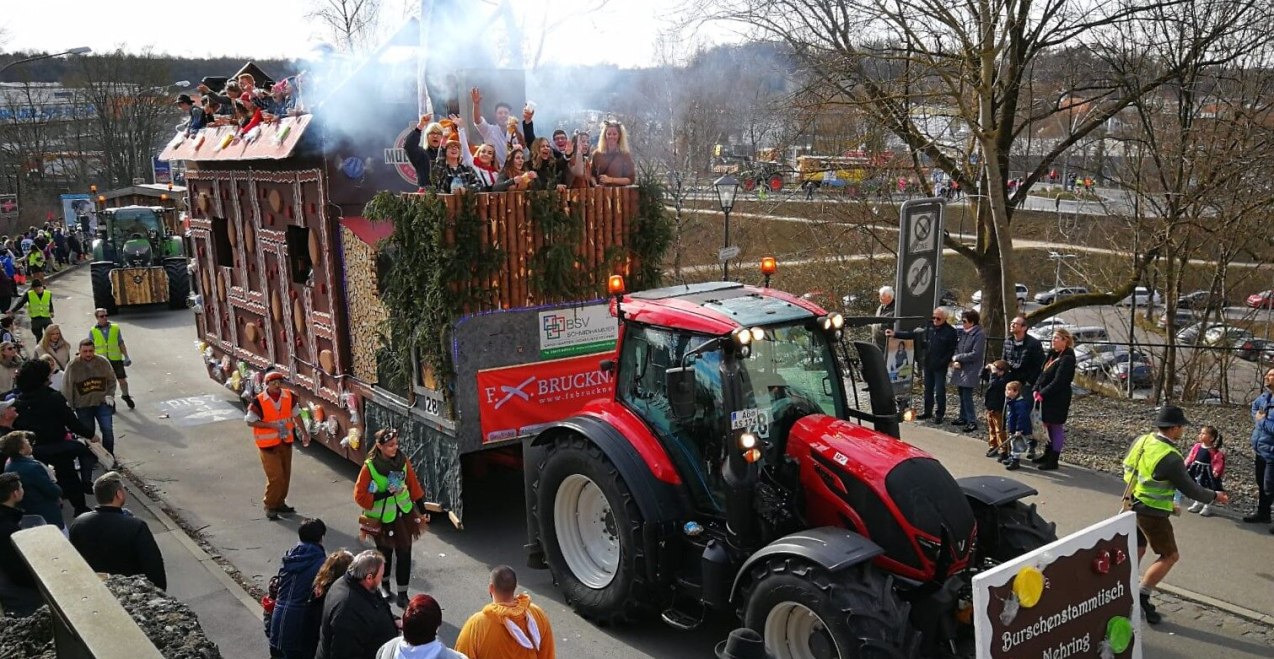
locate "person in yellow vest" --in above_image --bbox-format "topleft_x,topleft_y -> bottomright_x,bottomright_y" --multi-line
90,308 -> 134,409
7,279 -> 54,342
1122,405 -> 1228,625
245,371 -> 311,520
24,248 -> 44,278
353,428 -> 427,610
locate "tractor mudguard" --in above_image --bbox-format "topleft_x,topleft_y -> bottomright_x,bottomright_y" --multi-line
957,475 -> 1039,507
524,414 -> 688,570
730,527 -> 884,603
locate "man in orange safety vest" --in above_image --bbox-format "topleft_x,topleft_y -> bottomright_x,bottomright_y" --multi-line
244,371 -> 311,520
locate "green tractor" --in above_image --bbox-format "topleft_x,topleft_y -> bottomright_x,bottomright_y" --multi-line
90,206 -> 190,313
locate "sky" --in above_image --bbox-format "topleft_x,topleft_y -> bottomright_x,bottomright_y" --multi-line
0,0 -> 707,69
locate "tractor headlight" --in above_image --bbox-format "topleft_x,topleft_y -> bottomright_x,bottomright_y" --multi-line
731,327 -> 753,347
749,327 -> 765,342
820,313 -> 845,332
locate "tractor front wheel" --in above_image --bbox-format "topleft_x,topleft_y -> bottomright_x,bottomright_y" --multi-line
743,559 -> 920,659
165,258 -> 190,310
534,434 -> 653,624
90,262 -> 117,314
769,174 -> 784,192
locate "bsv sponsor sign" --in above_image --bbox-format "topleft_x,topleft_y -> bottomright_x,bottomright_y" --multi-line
973,512 -> 1141,659
537,304 -> 617,359
476,354 -> 615,444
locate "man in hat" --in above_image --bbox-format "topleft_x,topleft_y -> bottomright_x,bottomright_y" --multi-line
177,94 -> 206,137
1122,405 -> 1228,625
245,371 -> 310,520
716,628 -> 775,659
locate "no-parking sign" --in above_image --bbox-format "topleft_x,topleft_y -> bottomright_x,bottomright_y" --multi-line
895,198 -> 945,325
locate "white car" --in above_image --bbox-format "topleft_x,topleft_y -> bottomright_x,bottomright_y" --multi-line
1115,287 -> 1163,307
972,283 -> 1028,306
1027,317 -> 1072,340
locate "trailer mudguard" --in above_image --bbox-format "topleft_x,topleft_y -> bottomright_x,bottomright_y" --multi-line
730,527 -> 884,603
957,476 -> 1039,507
524,413 -> 689,570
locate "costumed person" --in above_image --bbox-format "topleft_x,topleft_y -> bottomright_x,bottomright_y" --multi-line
245,371 -> 310,520
456,565 -> 555,659
354,428 -> 427,610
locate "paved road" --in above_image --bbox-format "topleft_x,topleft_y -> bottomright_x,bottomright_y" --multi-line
40,266 -> 1273,657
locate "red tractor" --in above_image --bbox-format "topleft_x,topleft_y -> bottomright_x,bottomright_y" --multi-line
524,276 -> 1057,657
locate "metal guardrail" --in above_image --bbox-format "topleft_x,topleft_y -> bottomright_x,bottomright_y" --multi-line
11,525 -> 163,659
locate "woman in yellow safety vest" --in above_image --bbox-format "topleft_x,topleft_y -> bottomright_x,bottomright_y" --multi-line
353,428 -> 427,610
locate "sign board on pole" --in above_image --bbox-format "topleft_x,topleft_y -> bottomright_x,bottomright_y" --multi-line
718,245 -> 741,262
895,198 -> 945,326
0,194 -> 17,220
972,512 -> 1142,659
60,194 -> 93,229
152,157 -> 172,185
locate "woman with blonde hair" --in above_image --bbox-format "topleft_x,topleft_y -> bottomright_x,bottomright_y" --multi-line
591,119 -> 635,186
354,428 -> 427,609
471,143 -> 501,191
297,549 -> 354,658
1033,327 -> 1076,471
34,323 -> 69,372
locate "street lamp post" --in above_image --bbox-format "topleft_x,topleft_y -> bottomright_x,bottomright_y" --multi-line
0,47 -> 92,77
713,174 -> 740,281
1047,251 -> 1077,296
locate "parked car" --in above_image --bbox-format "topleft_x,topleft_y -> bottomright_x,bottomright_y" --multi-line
1247,290 -> 1274,309
1116,286 -> 1163,307
1034,286 -> 1089,305
1176,321 -> 1223,345
1074,343 -> 1116,367
1026,317 -> 1072,340
1177,290 -> 1229,310
1068,326 -> 1110,345
1158,308 -> 1200,329
1077,347 -> 1148,375
1237,338 -> 1274,363
1110,360 -> 1154,388
1204,325 -> 1255,348
972,283 -> 1028,305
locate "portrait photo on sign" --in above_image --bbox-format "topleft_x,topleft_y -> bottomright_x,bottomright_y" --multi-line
908,210 -> 937,254
886,337 -> 915,384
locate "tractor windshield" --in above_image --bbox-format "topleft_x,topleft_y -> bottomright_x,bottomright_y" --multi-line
109,208 -> 162,242
734,323 -> 846,450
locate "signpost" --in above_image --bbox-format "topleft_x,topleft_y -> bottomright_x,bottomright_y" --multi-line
895,198 -> 945,324
973,512 -> 1142,659
718,245 -> 741,262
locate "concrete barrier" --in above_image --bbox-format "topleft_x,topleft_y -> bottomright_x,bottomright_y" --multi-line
12,525 -> 163,658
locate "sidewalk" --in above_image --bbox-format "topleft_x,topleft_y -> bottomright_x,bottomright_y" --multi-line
901,420 -> 1274,623
122,478 -> 267,658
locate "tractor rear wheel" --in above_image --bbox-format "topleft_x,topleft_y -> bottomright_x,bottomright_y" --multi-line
90,262 -> 117,314
743,559 -> 920,659
973,501 -> 1057,566
769,174 -> 784,192
165,258 -> 190,310
535,434 -> 653,624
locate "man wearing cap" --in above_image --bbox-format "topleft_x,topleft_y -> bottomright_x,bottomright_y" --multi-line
1122,405 -> 1228,625
375,594 -> 467,658
0,395 -> 18,434
246,371 -> 310,520
7,278 -> 53,342
177,94 -> 206,137
90,308 -> 134,409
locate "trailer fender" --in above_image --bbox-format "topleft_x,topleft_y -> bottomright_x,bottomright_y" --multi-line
958,475 -> 1039,507
730,527 -> 884,604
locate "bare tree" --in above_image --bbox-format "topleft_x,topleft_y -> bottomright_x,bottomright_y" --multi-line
693,0 -> 1273,336
309,0 -> 383,54
69,50 -> 177,188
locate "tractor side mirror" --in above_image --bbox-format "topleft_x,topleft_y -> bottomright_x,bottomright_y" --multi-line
665,366 -> 696,419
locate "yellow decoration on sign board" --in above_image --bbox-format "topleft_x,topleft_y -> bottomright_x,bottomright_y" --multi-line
1013,566 -> 1045,608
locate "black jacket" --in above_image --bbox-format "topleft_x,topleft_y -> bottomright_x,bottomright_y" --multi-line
897,322 -> 958,372
0,504 -> 35,587
68,506 -> 167,589
1035,348 -> 1076,425
1002,333 -> 1046,389
403,127 -> 441,189
316,573 -> 398,659
14,386 -> 94,447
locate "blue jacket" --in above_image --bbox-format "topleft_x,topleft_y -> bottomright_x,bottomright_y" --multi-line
268,541 -> 327,654
1005,396 -> 1032,436
4,455 -> 62,527
1252,390 -> 1274,460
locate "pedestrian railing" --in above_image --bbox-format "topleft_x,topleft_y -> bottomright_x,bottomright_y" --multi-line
11,525 -> 163,658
